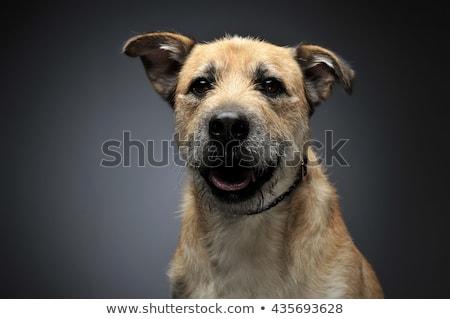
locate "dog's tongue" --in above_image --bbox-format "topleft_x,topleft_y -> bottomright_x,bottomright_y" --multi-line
209,168 -> 255,192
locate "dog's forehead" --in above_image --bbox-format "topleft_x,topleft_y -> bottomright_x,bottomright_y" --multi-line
181,36 -> 299,78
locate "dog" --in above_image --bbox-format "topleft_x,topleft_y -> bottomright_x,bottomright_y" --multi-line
123,31 -> 384,298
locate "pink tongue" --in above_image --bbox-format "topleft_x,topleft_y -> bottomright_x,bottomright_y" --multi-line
209,169 -> 254,192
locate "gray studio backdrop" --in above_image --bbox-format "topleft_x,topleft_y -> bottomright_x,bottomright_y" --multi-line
2,1 -> 448,298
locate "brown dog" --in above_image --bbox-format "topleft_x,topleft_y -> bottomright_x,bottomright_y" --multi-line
123,31 -> 383,298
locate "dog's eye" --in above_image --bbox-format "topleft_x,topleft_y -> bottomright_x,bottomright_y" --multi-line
260,78 -> 284,97
189,78 -> 212,97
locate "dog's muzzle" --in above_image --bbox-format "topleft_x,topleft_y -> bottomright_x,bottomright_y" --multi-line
198,111 -> 275,201
190,109 -> 307,214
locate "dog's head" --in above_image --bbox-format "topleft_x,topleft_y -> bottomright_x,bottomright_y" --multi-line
124,32 -> 354,215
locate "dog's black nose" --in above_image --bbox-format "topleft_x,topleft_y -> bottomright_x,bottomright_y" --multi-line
209,111 -> 249,142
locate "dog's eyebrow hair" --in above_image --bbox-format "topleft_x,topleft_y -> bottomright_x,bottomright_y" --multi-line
253,64 -> 268,80
253,63 -> 280,81
197,62 -> 218,81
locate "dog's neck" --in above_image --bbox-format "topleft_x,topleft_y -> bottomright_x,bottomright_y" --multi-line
178,159 -> 342,297
188,162 -> 338,298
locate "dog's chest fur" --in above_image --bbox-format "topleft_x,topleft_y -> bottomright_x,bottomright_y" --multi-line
204,209 -> 290,298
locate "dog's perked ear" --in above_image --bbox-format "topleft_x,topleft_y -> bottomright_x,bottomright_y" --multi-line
123,32 -> 196,103
295,44 -> 355,109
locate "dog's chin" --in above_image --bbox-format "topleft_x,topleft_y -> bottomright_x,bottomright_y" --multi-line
199,165 -> 275,205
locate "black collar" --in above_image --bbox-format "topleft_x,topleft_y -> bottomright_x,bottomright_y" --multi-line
245,157 -> 308,215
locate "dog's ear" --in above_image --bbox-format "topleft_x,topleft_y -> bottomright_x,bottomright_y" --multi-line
123,32 -> 196,102
295,44 -> 355,108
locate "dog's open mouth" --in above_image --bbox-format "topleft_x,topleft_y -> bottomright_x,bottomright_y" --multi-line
201,165 -> 275,201
209,167 -> 256,192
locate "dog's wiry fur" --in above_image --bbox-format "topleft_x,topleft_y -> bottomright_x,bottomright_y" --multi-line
124,31 -> 383,298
